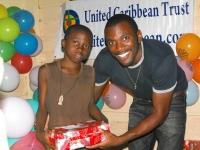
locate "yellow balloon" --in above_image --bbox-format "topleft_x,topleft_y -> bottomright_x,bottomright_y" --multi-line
176,33 -> 200,62
0,4 -> 8,19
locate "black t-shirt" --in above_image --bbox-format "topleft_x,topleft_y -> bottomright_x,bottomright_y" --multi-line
93,39 -> 188,100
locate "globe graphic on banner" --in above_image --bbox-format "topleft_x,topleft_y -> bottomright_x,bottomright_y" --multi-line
63,9 -> 80,32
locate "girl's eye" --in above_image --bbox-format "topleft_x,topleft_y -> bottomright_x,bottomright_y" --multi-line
73,41 -> 78,44
84,45 -> 90,49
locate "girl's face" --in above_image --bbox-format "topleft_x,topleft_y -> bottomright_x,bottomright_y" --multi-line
62,30 -> 92,63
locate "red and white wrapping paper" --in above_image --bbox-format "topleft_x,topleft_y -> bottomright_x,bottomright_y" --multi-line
49,120 -> 110,150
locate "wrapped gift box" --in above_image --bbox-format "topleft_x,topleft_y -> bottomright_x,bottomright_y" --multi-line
49,120 -> 110,150
183,140 -> 200,150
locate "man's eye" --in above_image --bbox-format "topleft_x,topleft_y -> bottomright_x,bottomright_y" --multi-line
108,41 -> 114,45
123,36 -> 129,40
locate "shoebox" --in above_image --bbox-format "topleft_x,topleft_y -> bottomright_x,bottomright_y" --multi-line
49,120 -> 110,150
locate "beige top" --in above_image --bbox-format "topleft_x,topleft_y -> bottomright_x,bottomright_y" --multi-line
45,61 -> 94,129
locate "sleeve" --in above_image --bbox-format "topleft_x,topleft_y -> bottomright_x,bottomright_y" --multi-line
152,54 -> 177,93
93,48 -> 111,85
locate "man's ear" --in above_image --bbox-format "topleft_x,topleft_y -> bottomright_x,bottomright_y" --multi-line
137,30 -> 143,42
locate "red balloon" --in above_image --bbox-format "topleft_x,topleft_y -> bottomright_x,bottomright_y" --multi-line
11,52 -> 33,74
10,132 -> 45,150
192,59 -> 200,84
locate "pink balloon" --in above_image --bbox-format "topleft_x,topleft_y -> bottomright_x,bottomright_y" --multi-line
177,60 -> 194,81
101,84 -> 126,109
10,132 -> 45,150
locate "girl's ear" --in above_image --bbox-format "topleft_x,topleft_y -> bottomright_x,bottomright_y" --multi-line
61,39 -> 66,47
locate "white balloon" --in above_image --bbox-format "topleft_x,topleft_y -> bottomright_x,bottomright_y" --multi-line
0,57 -> 4,85
29,66 -> 40,87
0,63 -> 20,92
0,97 -> 35,138
29,81 -> 38,92
30,34 -> 43,57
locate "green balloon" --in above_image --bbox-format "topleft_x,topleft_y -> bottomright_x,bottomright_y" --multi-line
0,41 -> 15,62
7,6 -> 21,17
0,17 -> 20,42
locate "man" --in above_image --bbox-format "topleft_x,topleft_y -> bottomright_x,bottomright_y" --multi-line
87,14 -> 187,150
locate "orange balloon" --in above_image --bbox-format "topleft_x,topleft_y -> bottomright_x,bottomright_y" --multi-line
28,28 -> 36,34
176,33 -> 200,62
192,59 -> 200,83
100,82 -> 109,97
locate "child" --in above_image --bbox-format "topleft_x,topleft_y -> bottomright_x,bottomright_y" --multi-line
36,24 -> 108,150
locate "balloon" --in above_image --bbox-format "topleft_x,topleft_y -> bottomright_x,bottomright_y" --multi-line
0,41 -> 15,62
7,138 -> 20,148
11,10 -> 35,32
100,82 -> 109,97
11,52 -> 33,74
0,97 -> 35,138
192,59 -> 200,84
96,98 -> 104,110
33,88 -> 39,101
0,63 -> 20,92
26,99 -> 39,114
28,28 -> 36,34
0,57 -> 4,84
27,99 -> 39,131
29,66 -> 40,86
7,6 -> 21,17
14,33 -> 38,55
29,81 -> 38,92
186,80 -> 199,106
30,34 -> 43,57
0,4 -> 8,19
101,84 -> 126,109
10,132 -> 45,150
177,60 -> 194,81
176,33 -> 200,62
0,17 -> 20,42
175,56 -> 181,61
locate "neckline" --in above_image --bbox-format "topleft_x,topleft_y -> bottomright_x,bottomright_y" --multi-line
127,41 -> 144,69
56,60 -> 83,77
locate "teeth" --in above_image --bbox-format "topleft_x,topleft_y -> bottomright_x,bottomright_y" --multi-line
118,52 -> 129,58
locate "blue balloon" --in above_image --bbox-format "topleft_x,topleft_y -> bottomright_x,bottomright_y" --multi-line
186,80 -> 199,106
33,88 -> 38,101
11,10 -> 35,32
27,99 -> 39,132
7,138 -> 20,148
14,33 -> 38,55
96,98 -> 104,110
26,99 -> 39,114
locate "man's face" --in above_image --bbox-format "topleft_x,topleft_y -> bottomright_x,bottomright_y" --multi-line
105,21 -> 140,67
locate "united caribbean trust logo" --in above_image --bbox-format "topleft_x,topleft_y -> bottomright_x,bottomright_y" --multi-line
63,9 -> 80,32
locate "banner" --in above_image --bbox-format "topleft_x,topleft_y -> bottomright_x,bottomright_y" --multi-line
54,0 -> 194,60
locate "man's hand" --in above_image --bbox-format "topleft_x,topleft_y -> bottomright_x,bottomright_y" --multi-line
86,129 -> 120,149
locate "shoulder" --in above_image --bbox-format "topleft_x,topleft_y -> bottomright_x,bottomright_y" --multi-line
82,63 -> 94,72
143,39 -> 174,56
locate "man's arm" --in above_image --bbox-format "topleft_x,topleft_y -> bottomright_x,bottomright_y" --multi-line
87,91 -> 173,149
